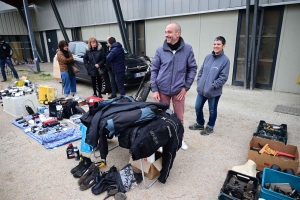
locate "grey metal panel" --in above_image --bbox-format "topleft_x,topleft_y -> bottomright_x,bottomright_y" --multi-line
189,0 -> 199,12
0,11 -> 28,35
269,0 -> 283,3
230,0 -> 243,7
151,0 -> 159,17
165,0 -> 174,15
0,1 -> 17,13
173,0 -> 182,14
158,0 -> 166,16
122,0 -> 131,20
145,0 -> 152,18
182,0 -> 190,13
219,0 -> 231,8
132,0 -> 140,19
209,0 -> 219,10
138,0 -> 146,19
199,0 -> 209,11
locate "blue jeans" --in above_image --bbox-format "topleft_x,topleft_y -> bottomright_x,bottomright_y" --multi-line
61,72 -> 76,96
108,70 -> 117,96
195,94 -> 221,129
0,58 -> 19,80
115,71 -> 125,96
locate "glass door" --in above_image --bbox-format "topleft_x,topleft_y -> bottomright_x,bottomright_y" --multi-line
232,6 -> 284,89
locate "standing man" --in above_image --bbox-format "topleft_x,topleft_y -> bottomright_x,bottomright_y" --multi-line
189,36 -> 230,135
106,37 -> 125,98
151,23 -> 197,150
0,36 -> 19,82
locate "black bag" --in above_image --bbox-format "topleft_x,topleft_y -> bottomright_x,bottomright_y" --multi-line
62,100 -> 79,119
48,100 -> 58,117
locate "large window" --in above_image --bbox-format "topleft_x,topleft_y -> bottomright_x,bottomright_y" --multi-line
232,6 -> 284,89
127,21 -> 145,55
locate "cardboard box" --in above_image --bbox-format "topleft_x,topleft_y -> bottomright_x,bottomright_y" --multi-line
248,136 -> 299,173
129,151 -> 162,180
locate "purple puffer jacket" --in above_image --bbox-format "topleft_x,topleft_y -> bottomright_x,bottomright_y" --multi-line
151,37 -> 197,96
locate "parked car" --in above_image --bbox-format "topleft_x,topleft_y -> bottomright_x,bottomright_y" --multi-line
53,40 -> 150,93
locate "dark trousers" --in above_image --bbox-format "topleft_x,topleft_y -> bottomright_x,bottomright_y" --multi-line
114,72 -> 125,95
0,58 -> 19,80
91,75 -> 102,96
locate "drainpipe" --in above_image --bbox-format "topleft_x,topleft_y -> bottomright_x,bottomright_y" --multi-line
22,0 -> 40,72
112,0 -> 132,54
250,0 -> 259,90
244,0 -> 250,89
49,0 -> 69,43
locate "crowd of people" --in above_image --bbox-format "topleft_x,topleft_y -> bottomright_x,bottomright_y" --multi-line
0,22 -> 229,151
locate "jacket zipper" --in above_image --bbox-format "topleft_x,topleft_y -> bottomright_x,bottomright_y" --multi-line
170,51 -> 176,95
201,57 -> 214,93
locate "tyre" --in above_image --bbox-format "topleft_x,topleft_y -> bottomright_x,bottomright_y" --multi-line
137,83 -> 151,102
99,72 -> 112,94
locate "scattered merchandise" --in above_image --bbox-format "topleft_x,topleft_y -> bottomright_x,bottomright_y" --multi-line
74,146 -> 80,161
248,137 -> 299,173
260,168 -> 300,199
220,170 -> 259,200
232,159 -> 257,177
12,114 -> 81,149
258,143 -> 295,159
66,143 -> 75,159
253,120 -> 287,144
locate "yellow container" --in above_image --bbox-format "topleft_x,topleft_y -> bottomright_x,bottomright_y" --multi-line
38,85 -> 55,104
15,80 -> 24,87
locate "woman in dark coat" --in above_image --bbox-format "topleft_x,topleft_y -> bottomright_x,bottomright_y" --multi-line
84,37 -> 106,97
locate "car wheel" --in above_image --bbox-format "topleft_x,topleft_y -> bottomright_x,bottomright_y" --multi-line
99,72 -> 112,94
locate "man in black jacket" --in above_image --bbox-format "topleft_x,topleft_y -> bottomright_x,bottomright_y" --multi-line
106,37 -> 126,97
0,36 -> 19,82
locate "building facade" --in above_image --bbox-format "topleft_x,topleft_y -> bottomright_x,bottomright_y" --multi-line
0,0 -> 299,94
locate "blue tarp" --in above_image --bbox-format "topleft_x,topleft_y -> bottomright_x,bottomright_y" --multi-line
12,116 -> 82,149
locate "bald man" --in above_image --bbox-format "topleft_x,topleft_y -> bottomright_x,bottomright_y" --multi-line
151,23 -> 198,150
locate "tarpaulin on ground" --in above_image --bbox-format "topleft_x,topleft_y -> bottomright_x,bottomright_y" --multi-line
12,115 -> 81,149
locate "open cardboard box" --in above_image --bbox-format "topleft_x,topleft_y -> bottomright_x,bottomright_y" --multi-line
248,136 -> 299,173
129,151 -> 162,180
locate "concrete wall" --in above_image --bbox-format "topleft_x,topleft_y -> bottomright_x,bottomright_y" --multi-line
273,4 -> 300,94
81,24 -> 122,45
145,11 -> 238,85
56,29 -> 72,42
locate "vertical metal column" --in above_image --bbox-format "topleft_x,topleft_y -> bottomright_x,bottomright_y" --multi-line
112,0 -> 132,54
50,0 -> 69,43
250,0 -> 259,90
22,0 -> 40,72
244,0 -> 250,89
254,8 -> 265,88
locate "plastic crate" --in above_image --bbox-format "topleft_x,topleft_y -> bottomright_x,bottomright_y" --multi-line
254,120 -> 288,144
260,168 -> 300,200
38,85 -> 55,104
220,170 -> 260,200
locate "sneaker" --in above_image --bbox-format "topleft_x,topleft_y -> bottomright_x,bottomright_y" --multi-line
108,94 -> 117,99
181,140 -> 188,150
189,123 -> 204,130
200,126 -> 214,136
1,79 -> 7,82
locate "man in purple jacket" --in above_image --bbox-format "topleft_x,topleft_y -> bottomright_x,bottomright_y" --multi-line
151,23 -> 198,150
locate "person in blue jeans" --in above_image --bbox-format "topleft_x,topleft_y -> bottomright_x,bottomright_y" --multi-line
0,36 -> 19,82
189,36 -> 230,135
56,40 -> 76,98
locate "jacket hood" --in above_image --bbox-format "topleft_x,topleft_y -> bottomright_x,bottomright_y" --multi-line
86,43 -> 102,51
111,42 -> 122,48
